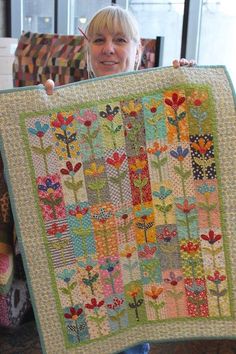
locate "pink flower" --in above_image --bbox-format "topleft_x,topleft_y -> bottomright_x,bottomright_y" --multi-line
77,110 -> 97,127
138,244 -> 157,259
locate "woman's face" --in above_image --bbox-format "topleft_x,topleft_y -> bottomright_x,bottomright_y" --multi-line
88,27 -> 139,77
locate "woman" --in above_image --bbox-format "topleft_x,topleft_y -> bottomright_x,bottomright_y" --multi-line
45,6 -> 194,94
45,6 -> 194,354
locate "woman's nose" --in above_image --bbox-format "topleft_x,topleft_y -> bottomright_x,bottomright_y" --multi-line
102,40 -> 115,55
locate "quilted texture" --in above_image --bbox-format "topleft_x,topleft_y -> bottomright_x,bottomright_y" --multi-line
0,66 -> 236,354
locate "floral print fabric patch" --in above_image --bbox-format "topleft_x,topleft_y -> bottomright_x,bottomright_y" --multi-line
0,66 -> 235,354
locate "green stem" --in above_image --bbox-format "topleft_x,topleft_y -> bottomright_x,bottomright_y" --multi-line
205,194 -> 211,228
87,126 -> 95,158
133,296 -> 139,321
128,258 -> 133,281
216,283 -> 222,317
180,160 -> 187,198
117,169 -> 124,204
39,137 -> 49,175
162,199 -> 167,224
157,155 -> 163,182
88,270 -> 95,295
109,273 -> 115,294
64,130 -> 71,158
185,213 -> 191,239
50,195 -> 57,219
71,175 -> 78,203
111,121 -> 117,149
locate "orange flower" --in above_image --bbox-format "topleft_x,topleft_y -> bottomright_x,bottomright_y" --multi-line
145,285 -> 163,300
122,100 -> 142,117
147,142 -> 167,156
191,137 -> 212,155
120,245 -> 136,258
127,285 -> 140,298
130,159 -> 146,173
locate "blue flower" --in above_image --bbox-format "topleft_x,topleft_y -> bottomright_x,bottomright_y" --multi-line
57,269 -> 76,283
28,121 -> 49,137
100,258 -> 119,273
153,186 -> 172,200
170,146 -> 189,161
38,178 -> 60,192
197,183 -> 216,194
135,207 -> 153,218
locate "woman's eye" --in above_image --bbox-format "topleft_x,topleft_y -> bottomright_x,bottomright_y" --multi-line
93,38 -> 104,43
115,37 -> 127,43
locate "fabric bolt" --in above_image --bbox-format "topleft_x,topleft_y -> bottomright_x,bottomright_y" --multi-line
0,66 -> 235,354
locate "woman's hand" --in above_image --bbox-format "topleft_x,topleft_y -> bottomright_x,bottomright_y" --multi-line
44,79 -> 55,95
172,58 -> 196,68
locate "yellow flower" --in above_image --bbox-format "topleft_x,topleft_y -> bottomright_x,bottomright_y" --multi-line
145,285 -> 163,300
85,162 -> 104,176
120,245 -> 136,258
122,100 -> 142,117
145,98 -> 162,113
127,285 -> 140,298
130,159 -> 146,173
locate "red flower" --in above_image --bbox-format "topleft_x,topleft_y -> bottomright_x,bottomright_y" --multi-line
47,223 -> 67,235
181,241 -> 199,255
165,93 -> 185,111
207,270 -> 226,284
176,199 -> 196,214
51,112 -> 74,129
194,99 -> 202,106
138,244 -> 157,259
69,206 -> 89,219
60,161 -> 82,175
85,298 -> 104,310
64,307 -> 83,320
201,230 -> 221,244
106,152 -> 126,169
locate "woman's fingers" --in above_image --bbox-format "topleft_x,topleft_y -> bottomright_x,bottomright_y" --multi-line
44,79 -> 55,95
172,58 -> 197,68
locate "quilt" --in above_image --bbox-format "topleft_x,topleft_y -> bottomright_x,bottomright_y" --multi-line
0,66 -> 236,354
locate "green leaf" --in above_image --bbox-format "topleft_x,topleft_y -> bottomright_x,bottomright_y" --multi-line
109,176 -> 122,184
103,124 -> 112,133
114,124 -> 122,133
168,116 -> 177,126
198,202 -> 209,210
69,282 -> 77,291
174,165 -> 182,176
151,160 -> 161,169
177,111 -> 186,121
41,198 -> 53,206
91,273 -> 99,282
193,157 -> 204,167
188,296 -> 198,305
88,180 -> 106,191
187,215 -> 197,223
91,129 -> 99,139
183,170 -> 191,180
177,219 -> 187,226
64,179 -> 83,192
82,278 -> 92,286
205,158 -> 214,167
160,156 -> 168,166
67,132 -> 77,144
54,197 -> 63,206
219,289 -> 227,297
44,145 -> 53,154
31,146 -> 44,155
165,204 -> 173,212
60,287 -> 70,295
209,289 -> 219,296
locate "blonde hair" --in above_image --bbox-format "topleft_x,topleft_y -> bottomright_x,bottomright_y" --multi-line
85,6 -> 141,77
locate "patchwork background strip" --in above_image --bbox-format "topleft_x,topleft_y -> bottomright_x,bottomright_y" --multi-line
0,66 -> 236,354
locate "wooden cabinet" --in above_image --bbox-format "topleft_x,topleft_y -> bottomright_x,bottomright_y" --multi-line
0,38 -> 18,90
